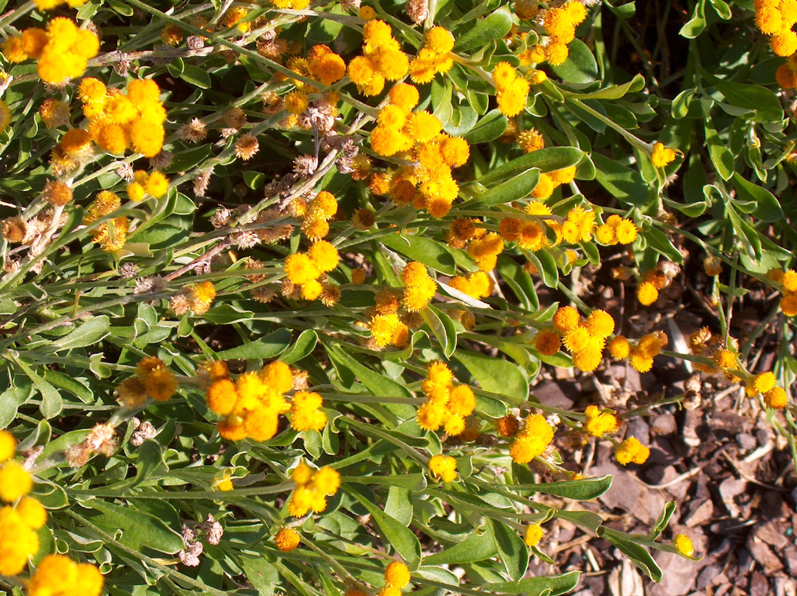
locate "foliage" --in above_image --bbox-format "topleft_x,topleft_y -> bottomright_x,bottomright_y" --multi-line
0,0 -> 795,595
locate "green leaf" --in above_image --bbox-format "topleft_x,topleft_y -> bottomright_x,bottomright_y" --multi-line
487,519 -> 529,582
85,500 -> 184,554
479,168 -> 540,206
592,153 -> 649,207
240,556 -> 280,596
496,256 -> 538,310
702,70 -> 784,123
550,39 -> 598,84
50,316 -> 110,351
385,486 -> 414,526
598,527 -> 662,582
453,351 -> 528,402
454,6 -> 513,53
479,147 -> 584,185
648,501 -> 677,540
462,110 -> 508,144
380,233 -> 457,276
15,360 -> 62,419
511,475 -> 613,501
524,250 -> 559,289
180,65 -> 212,89
704,117 -> 734,181
483,571 -> 582,595
679,0 -> 705,38
563,74 -> 645,100
671,88 -> 696,119
214,328 -> 292,360
280,330 -> 318,364
348,486 -> 422,564
732,172 -> 783,222
644,227 -> 684,264
421,305 -> 458,358
423,527 -> 498,565
0,384 -> 30,429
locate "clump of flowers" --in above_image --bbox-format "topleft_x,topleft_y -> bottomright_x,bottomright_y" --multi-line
1,18 -> 99,84
369,84 -> 470,217
650,142 -> 677,168
204,359 -> 296,442
614,436 -> 651,465
402,262 -> 438,312
466,232 -> 505,271
542,1 -> 588,66
610,332 -> 666,373
493,62 -> 530,117
768,268 -> 797,316
428,454 -> 458,482
583,405 -> 619,438
77,77 -> 167,158
548,306 -> 615,372
27,554 -> 104,596
509,414 -> 555,463
745,371 -> 789,409
366,289 -> 411,349
348,20 -> 409,96
283,240 -> 340,301
115,356 -> 179,406
83,191 -> 129,252
416,360 -> 476,436
595,215 -> 638,246
409,26 -> 455,84
448,271 -> 494,299
127,170 -> 170,202
171,281 -> 217,315
290,391 -> 328,431
673,534 -> 695,558
287,462 -> 341,517
754,0 -> 797,56
636,262 -> 679,306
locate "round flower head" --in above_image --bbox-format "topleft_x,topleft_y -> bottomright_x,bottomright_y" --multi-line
673,534 -> 694,557
16,496 -> 47,529
207,378 -> 239,416
765,387 -> 788,409
308,241 -> 339,273
0,431 -> 16,463
275,528 -> 301,552
552,306 -> 580,332
585,310 -> 615,338
615,436 -> 650,466
425,27 -> 454,54
608,336 -> 630,360
496,415 -> 519,437
389,83 -> 420,110
524,523 -> 543,547
285,253 -> 319,285
312,467 -> 341,495
533,329 -> 561,356
428,454 -> 457,482
637,281 -> 659,306
384,561 -> 411,588
145,367 -> 178,402
650,142 -> 676,168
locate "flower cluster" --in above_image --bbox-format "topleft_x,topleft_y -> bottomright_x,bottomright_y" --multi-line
650,142 -> 677,168
204,360 -> 294,442
402,262 -> 438,312
126,170 -> 170,202
776,53 -> 797,88
307,44 -> 347,85
493,62 -> 530,117
369,84 -> 470,218
428,454 -> 458,482
583,405 -> 619,438
466,232 -> 505,271
27,554 -> 104,596
524,523 -> 543,547
448,271 -> 494,299
287,462 -> 341,516
609,332 -> 666,373
116,356 -> 179,407
769,268 -> 797,316
290,391 -> 327,431
409,27 -> 455,84
1,18 -> 99,84
416,360 -> 476,435
745,372 -> 788,409
348,20 -> 409,96
509,414 -> 555,463
78,77 -> 167,158
83,191 -> 129,252
595,215 -> 639,246
754,0 -> 797,56
541,1 -> 588,66
367,289 -> 411,348
380,561 -> 412,596
34,0 -> 88,9
0,435 -> 44,577
295,191 -> 339,241
636,262 -> 678,306
283,240 -> 340,301
171,281 -> 217,316
614,436 -> 651,466
543,306 -> 615,372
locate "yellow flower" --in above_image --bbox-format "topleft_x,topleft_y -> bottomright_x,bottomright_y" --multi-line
285,253 -> 320,285
0,461 -> 33,503
497,78 -> 530,117
425,27 -> 454,54
275,528 -> 301,552
546,41 -> 569,66
629,347 -> 654,373
584,405 -> 618,438
144,367 -> 178,402
608,336 -> 630,359
129,119 -> 165,157
781,292 -> 797,316
585,310 -> 615,338
764,387 -> 788,409
534,329 -> 561,356
615,436 -> 650,465
0,506 -> 39,575
16,497 -> 47,529
553,306 -> 580,332
673,534 -> 694,557
637,281 -> 659,306
429,454 -> 457,482
384,561 -> 411,588
0,431 -> 17,463
650,142 -> 676,168
312,466 -> 341,496
524,523 -> 543,547
28,555 -> 103,596
146,170 -> 170,198
207,378 -> 239,416
389,83 -> 420,110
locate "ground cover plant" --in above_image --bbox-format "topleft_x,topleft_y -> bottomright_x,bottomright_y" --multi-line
0,0 -> 796,594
